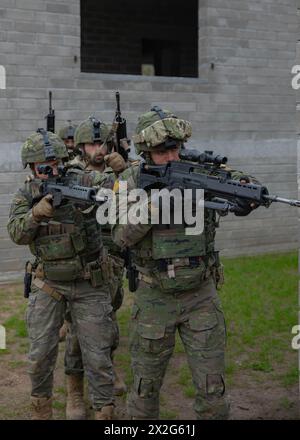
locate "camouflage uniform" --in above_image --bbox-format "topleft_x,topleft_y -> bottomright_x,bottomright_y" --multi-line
63,119 -> 125,391
112,109 -> 257,420
7,131 -> 116,412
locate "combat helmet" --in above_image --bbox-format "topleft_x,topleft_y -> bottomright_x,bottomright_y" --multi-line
58,122 -> 77,141
132,106 -> 192,154
74,117 -> 113,149
21,128 -> 68,168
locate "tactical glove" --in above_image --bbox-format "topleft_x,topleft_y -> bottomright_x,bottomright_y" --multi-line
234,197 -> 255,216
104,152 -> 126,174
32,194 -> 54,222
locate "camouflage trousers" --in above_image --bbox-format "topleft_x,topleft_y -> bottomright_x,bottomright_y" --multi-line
26,278 -> 116,410
64,285 -> 124,376
127,275 -> 229,420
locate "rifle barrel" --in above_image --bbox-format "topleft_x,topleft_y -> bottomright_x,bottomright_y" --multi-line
263,194 -> 300,207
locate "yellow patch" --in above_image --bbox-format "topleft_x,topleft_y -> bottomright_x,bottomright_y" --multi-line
113,180 -> 120,193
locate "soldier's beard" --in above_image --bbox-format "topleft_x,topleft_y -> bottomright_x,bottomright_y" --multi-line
85,152 -> 105,169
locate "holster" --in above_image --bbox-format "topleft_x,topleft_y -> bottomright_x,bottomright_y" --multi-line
127,265 -> 139,293
24,261 -> 33,298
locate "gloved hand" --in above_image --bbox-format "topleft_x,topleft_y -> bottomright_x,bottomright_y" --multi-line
234,198 -> 254,216
104,152 -> 126,174
32,194 -> 54,222
234,177 -> 259,216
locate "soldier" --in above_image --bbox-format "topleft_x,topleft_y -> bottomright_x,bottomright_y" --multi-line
7,129 -> 120,420
57,122 -> 77,160
63,117 -> 128,419
112,108 -> 258,420
56,122 -> 78,344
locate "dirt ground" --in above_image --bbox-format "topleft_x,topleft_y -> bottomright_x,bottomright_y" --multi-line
0,345 -> 299,420
0,283 -> 299,420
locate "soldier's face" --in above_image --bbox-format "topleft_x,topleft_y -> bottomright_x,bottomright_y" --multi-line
64,139 -> 74,150
84,142 -> 108,165
150,146 -> 180,165
33,160 -> 60,180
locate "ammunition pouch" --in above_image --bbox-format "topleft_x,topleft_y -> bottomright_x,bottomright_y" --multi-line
43,257 -> 83,282
32,220 -> 102,283
34,231 -> 87,261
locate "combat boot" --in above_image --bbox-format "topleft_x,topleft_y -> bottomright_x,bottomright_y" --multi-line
94,404 -> 115,420
66,374 -> 86,420
30,396 -> 53,420
113,367 -> 127,396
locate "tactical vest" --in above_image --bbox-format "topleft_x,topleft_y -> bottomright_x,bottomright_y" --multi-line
28,172 -> 103,283
127,162 -> 219,292
131,208 -> 218,293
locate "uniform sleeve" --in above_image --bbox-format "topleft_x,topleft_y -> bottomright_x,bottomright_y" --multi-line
229,168 -> 261,184
7,187 -> 40,245
112,166 -> 152,249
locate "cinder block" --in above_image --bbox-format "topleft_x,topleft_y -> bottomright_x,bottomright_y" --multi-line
46,3 -> 71,14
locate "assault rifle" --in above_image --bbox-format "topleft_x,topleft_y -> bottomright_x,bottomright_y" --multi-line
114,91 -> 130,162
46,91 -> 55,133
31,165 -> 107,208
138,149 -> 300,214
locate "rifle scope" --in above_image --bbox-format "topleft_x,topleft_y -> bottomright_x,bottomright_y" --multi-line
179,149 -> 227,165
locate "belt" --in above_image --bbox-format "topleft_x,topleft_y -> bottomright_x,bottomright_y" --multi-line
32,277 -> 63,301
138,272 -> 154,285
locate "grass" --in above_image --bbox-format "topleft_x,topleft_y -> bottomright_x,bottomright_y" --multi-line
279,397 -> 295,410
0,251 -> 298,419
52,401 -> 65,410
171,251 -> 298,395
280,366 -> 299,387
220,251 -> 298,384
4,315 -> 27,338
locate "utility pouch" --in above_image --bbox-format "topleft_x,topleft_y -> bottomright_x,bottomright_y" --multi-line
90,267 -> 104,288
35,234 -> 76,261
43,257 -> 83,282
152,262 -> 207,294
70,231 -> 87,253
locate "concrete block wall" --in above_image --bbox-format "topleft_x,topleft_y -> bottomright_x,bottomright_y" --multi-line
0,0 -> 298,281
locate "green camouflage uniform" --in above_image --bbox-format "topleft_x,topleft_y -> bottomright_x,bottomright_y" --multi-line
64,120 -> 125,378
64,165 -> 125,378
7,131 -> 116,410
112,108 -> 257,420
